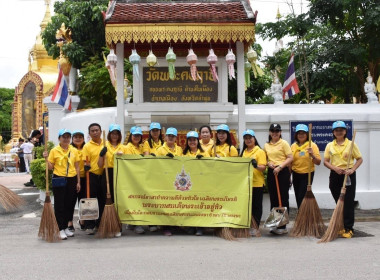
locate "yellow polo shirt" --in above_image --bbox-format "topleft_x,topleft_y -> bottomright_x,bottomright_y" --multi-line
82,139 -> 104,175
143,139 -> 163,154
156,143 -> 183,156
212,143 -> 238,157
291,141 -> 321,173
264,139 -> 292,166
104,142 -> 127,168
72,146 -> 85,177
242,146 -> 267,187
183,149 -> 210,158
125,142 -> 144,155
48,145 -> 79,177
200,139 -> 214,157
324,139 -> 362,168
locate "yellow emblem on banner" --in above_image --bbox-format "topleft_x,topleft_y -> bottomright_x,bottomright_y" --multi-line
114,155 -> 252,228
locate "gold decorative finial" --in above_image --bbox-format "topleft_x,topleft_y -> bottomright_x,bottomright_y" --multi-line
56,23 -> 73,75
276,6 -> 281,20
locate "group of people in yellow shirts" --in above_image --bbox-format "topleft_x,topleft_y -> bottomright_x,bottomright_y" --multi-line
43,120 -> 362,240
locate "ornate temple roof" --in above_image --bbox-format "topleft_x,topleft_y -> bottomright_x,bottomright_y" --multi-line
105,0 -> 257,46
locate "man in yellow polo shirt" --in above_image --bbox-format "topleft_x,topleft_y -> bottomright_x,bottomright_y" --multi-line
82,123 -> 104,234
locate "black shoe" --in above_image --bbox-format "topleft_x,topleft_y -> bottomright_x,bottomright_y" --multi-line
24,182 -> 33,186
68,225 -> 75,232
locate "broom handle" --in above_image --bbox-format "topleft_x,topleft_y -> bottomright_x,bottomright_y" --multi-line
44,122 -> 48,193
86,156 -> 90,199
307,123 -> 312,186
342,130 -> 356,188
275,174 -> 283,207
103,131 -> 111,196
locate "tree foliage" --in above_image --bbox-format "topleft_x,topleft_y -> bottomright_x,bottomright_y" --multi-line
0,88 -> 14,142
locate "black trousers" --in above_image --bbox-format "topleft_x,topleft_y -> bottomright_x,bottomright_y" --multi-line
292,171 -> 314,209
52,176 -> 77,231
329,170 -> 356,230
19,157 -> 26,172
252,187 -> 263,226
84,172 -> 103,229
69,176 -> 86,221
267,167 -> 290,229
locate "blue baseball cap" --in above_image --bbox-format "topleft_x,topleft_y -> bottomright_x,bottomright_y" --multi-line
186,131 -> 199,138
132,127 -> 143,135
166,127 -> 178,136
295,124 -> 308,133
109,124 -> 121,132
130,126 -> 137,133
242,129 -> 255,137
217,124 -> 230,132
332,121 -> 347,131
150,122 -> 161,130
58,129 -> 71,137
72,130 -> 84,136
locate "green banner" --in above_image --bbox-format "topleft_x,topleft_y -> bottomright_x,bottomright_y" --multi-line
114,155 -> 252,228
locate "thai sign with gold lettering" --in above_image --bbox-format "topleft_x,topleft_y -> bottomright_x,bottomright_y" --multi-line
115,155 -> 252,228
143,67 -> 218,102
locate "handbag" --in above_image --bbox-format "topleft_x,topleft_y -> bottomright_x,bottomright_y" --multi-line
51,152 -> 70,188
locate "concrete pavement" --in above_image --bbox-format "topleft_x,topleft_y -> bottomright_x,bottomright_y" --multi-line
1,172 -> 380,280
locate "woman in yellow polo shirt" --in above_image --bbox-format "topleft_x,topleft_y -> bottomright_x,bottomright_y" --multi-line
199,125 -> 214,156
43,129 -> 80,240
240,129 -> 267,236
214,124 -> 238,157
324,121 -> 363,238
143,122 -> 164,156
291,124 -> 321,209
125,126 -> 144,155
264,123 -> 293,235
156,127 -> 183,236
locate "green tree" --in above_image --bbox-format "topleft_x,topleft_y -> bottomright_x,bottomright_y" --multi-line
0,88 -> 14,142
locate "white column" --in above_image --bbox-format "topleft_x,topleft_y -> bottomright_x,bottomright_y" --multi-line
236,41 -> 246,150
116,43 -> 125,138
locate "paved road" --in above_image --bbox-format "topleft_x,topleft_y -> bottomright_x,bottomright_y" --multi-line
1,173 -> 380,279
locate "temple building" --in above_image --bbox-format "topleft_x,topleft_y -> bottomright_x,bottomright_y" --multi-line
12,0 -> 57,139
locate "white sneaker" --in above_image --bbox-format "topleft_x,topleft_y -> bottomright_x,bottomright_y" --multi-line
270,228 -> 288,235
60,230 -> 67,240
64,228 -> 74,237
115,232 -> 122,238
134,226 -> 145,234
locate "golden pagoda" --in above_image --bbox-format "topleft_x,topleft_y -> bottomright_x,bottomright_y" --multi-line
12,0 -> 58,139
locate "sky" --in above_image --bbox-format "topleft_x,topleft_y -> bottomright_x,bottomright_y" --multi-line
0,0 -> 309,89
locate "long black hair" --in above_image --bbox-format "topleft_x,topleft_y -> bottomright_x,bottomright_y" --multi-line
216,130 -> 232,147
183,138 -> 204,155
147,129 -> 164,148
240,136 -> 261,157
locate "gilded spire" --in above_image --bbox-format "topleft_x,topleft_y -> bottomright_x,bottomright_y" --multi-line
276,6 -> 281,20
40,0 -> 51,31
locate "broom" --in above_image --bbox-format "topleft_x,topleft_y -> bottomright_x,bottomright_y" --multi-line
319,130 -> 357,243
38,123 -> 60,242
0,184 -> 24,211
291,124 -> 325,238
97,130 -> 121,238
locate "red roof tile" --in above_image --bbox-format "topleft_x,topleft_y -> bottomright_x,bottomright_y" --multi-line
106,0 -> 256,24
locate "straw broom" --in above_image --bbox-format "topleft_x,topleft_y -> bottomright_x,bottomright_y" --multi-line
97,131 -> 121,238
291,124 -> 325,238
319,130 -> 356,243
38,124 -> 60,242
0,184 -> 24,211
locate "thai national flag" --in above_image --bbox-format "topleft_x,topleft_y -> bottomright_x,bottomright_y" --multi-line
51,69 -> 72,111
282,54 -> 300,99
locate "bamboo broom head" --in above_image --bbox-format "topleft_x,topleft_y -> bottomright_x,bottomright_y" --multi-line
97,200 -> 121,238
0,184 -> 24,211
38,193 -> 61,242
215,227 -> 236,241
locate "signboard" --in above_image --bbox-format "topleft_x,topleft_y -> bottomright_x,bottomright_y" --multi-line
143,67 -> 218,102
289,120 -> 353,151
115,156 -> 252,228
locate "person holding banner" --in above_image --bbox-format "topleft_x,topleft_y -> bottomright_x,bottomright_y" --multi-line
199,125 -> 214,156
143,122 -> 164,156
264,123 -> 293,235
324,121 -> 363,238
240,129 -> 267,235
214,124 -> 238,157
68,130 -> 86,231
43,129 -> 80,240
291,124 -> 321,208
82,123 -> 104,235
156,127 -> 183,236
125,126 -> 144,155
